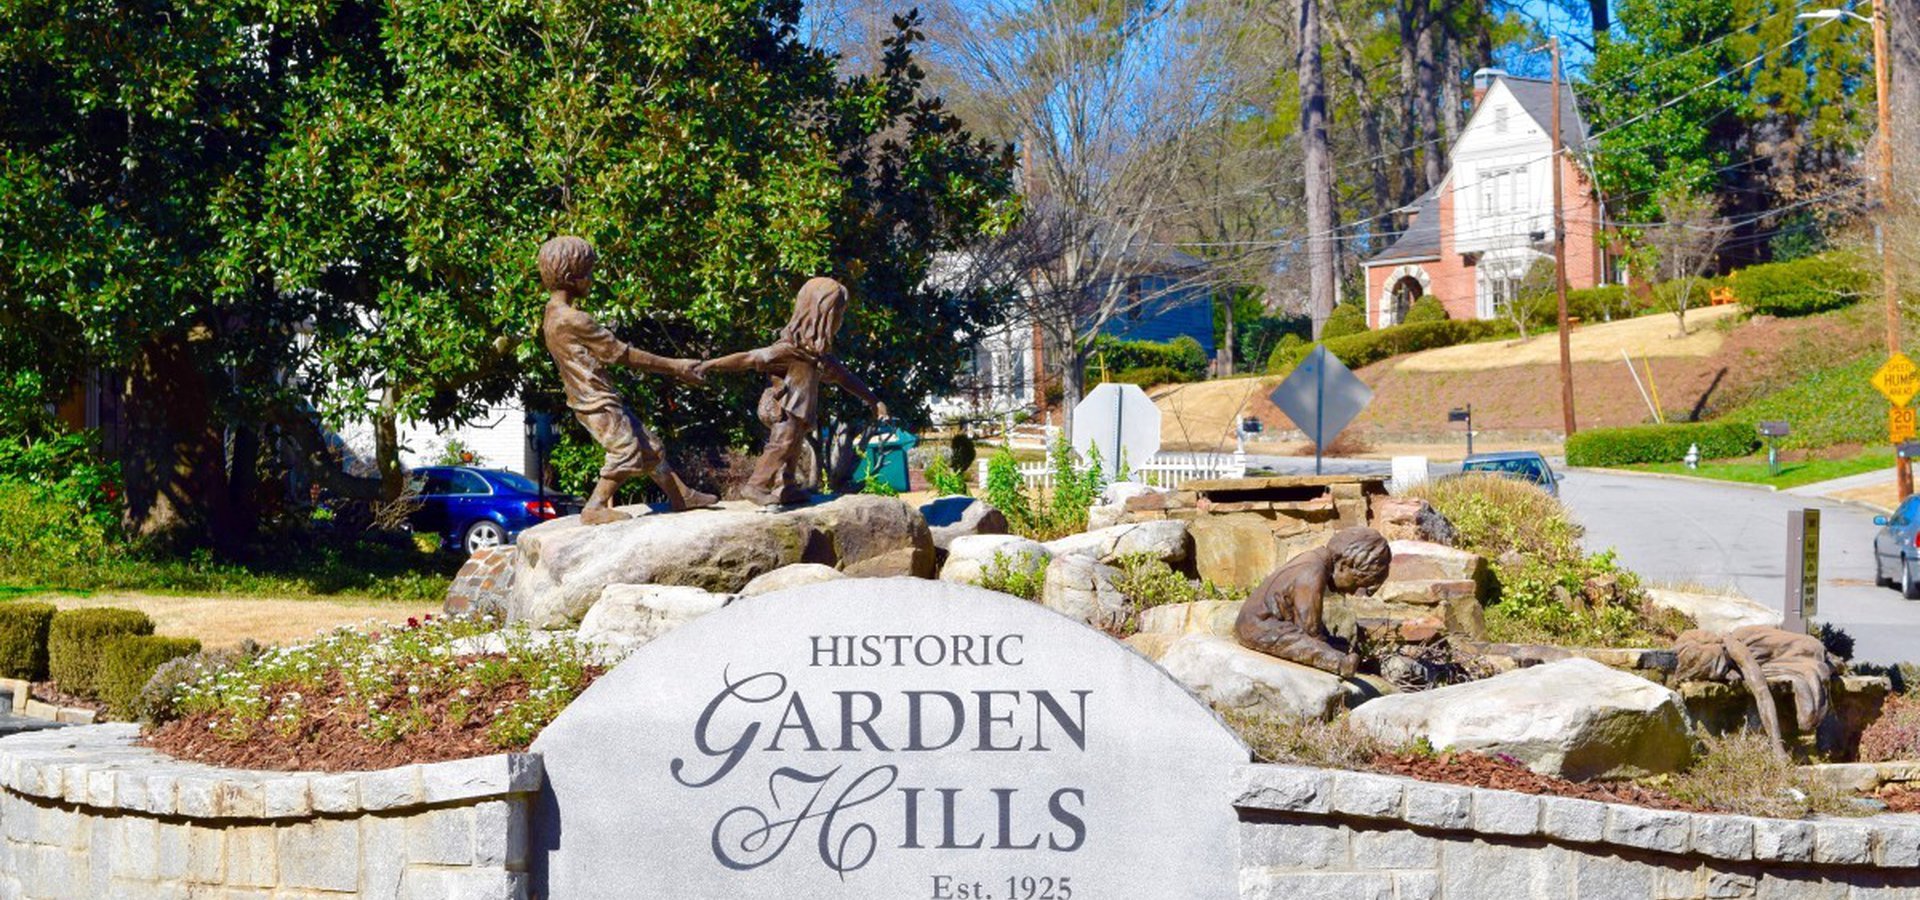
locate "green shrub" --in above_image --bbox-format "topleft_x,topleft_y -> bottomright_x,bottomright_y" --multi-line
0,602 -> 55,680
97,635 -> 201,720
1268,319 -> 1507,374
1109,553 -> 1243,636
140,642 -> 259,725
1400,295 -> 1449,323
1733,253 -> 1872,317
48,608 -> 154,696
979,551 -> 1046,601
924,454 -> 969,497
1090,335 -> 1209,382
1564,421 -> 1760,467
1657,731 -> 1864,818
1484,550 -> 1690,647
1101,365 -> 1188,386
1321,302 -> 1369,339
1406,473 -> 1582,565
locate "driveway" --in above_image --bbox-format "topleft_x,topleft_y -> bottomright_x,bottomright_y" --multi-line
1560,469 -> 1917,665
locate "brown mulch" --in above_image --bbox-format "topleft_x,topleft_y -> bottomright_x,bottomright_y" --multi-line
142,662 -> 603,772
1880,788 -> 1920,814
30,682 -> 106,714
1372,751 -> 1708,812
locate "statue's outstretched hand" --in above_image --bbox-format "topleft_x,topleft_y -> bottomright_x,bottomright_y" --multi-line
674,358 -> 706,386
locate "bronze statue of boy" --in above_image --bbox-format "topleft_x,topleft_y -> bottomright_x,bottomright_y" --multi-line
699,277 -> 888,506
1235,528 -> 1393,677
537,236 -> 717,524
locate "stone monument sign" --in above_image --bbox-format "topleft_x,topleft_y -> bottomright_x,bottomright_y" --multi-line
532,578 -> 1247,899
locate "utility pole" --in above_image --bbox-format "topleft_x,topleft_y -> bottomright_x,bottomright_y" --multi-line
1550,37 -> 1578,436
1872,1 -> 1912,500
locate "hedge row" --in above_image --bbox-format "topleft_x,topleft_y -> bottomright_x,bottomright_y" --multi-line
1090,335 -> 1209,382
1732,253 -> 1873,317
1267,319 -> 1508,374
1564,421 -> 1761,467
98,635 -> 201,720
49,607 -> 153,696
0,603 -> 55,680
1097,366 -> 1189,387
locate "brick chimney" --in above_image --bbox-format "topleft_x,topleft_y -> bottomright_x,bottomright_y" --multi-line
1472,68 -> 1507,108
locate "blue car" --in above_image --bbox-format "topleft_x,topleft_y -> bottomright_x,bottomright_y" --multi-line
404,466 -> 577,554
1460,451 -> 1561,497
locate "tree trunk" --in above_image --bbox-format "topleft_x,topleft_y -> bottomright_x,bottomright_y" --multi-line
227,424 -> 261,547
1587,0 -> 1610,41
119,331 -> 233,551
1397,1 -> 1423,204
1328,9 -> 1397,240
1414,5 -> 1443,190
1299,0 -> 1337,337
1221,293 -> 1236,376
373,398 -> 405,503
1893,0 -> 1919,158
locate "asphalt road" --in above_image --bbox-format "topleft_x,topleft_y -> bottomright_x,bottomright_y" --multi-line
1559,469 -> 1917,665
1242,454 -> 1916,664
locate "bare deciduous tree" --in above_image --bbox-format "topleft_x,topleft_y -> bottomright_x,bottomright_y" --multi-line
928,0 -> 1245,426
1644,187 -> 1728,337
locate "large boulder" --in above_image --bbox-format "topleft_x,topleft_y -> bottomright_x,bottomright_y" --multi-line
741,563 -> 846,596
1040,554 -> 1128,631
1136,600 -> 1241,638
577,584 -> 732,660
1386,540 -> 1488,584
1646,588 -> 1781,633
1350,658 -> 1693,780
938,534 -> 1050,586
1157,634 -> 1357,723
1045,520 -> 1190,566
1370,496 -> 1459,545
506,495 -> 933,627
920,497 -> 1009,551
1189,515 -> 1331,591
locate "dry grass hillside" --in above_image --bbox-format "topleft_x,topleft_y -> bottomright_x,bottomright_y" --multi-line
1156,303 -> 1875,456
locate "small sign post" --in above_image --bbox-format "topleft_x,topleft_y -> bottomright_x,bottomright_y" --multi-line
1448,405 -> 1474,456
1783,508 -> 1821,635
1758,421 -> 1790,478
1871,354 -> 1919,502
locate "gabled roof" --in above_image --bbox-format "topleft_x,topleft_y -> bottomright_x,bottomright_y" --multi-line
1369,183 -> 1444,265
1499,75 -> 1590,152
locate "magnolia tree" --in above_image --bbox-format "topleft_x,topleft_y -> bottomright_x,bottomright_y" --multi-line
1643,187 -> 1728,337
0,0 -> 1010,549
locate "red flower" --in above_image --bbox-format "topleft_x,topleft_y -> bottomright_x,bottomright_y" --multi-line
406,617 -> 420,629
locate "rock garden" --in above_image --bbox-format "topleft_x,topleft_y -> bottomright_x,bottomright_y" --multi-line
9,439 -> 1920,897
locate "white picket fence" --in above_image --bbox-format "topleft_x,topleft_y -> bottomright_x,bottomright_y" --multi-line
976,450 -> 1247,493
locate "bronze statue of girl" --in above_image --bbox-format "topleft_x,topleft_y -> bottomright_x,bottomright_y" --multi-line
699,277 -> 888,506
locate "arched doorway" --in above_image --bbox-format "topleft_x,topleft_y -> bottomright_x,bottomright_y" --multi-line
1376,264 -> 1434,326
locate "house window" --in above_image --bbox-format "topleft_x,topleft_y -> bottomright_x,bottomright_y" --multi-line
1479,166 -> 1530,216
1494,105 -> 1509,134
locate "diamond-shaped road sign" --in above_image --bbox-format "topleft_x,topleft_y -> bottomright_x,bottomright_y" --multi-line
1270,345 -> 1373,472
1872,352 -> 1919,407
1072,382 -> 1162,480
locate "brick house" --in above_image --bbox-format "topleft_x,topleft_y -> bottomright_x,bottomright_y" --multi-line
1364,69 -> 1614,328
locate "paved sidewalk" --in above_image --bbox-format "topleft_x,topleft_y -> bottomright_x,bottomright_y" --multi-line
1789,467 -> 1899,513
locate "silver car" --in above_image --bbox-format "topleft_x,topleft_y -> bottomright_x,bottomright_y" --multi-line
1875,496 -> 1920,599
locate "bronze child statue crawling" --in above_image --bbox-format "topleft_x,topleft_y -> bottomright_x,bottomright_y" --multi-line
1235,528 -> 1394,677
537,236 -> 718,524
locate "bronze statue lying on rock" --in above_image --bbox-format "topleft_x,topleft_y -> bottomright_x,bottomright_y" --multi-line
1673,625 -> 1837,756
1235,528 -> 1392,677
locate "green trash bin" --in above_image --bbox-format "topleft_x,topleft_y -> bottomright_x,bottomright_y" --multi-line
854,425 -> 919,493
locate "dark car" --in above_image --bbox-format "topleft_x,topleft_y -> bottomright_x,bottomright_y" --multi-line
405,466 -> 577,554
1874,496 -> 1920,599
1459,450 -> 1561,496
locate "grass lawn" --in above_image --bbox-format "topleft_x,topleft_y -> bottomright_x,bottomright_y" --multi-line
0,536 -> 459,604
1621,449 -> 1895,490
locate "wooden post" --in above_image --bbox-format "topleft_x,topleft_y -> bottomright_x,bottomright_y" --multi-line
1873,3 -> 1911,500
1550,38 -> 1578,437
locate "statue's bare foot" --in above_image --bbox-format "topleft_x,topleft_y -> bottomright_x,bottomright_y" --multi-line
580,507 -> 632,525
738,485 -> 782,507
675,489 -> 719,511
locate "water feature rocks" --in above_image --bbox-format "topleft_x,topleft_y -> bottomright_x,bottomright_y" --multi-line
577,584 -> 733,660
740,563 -> 846,596
1040,554 -> 1128,630
1136,600 -> 1241,638
1157,634 -> 1356,723
1350,658 -> 1693,780
1646,588 -> 1782,633
1370,496 -> 1458,545
505,495 -> 932,628
920,497 -> 1009,551
938,534 -> 1050,586
1044,520 -> 1190,566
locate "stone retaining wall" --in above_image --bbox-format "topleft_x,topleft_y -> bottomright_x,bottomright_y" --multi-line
1232,764 -> 1920,899
0,725 -> 538,899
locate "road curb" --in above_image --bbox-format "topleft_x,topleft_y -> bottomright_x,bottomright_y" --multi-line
1567,466 -> 1779,493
